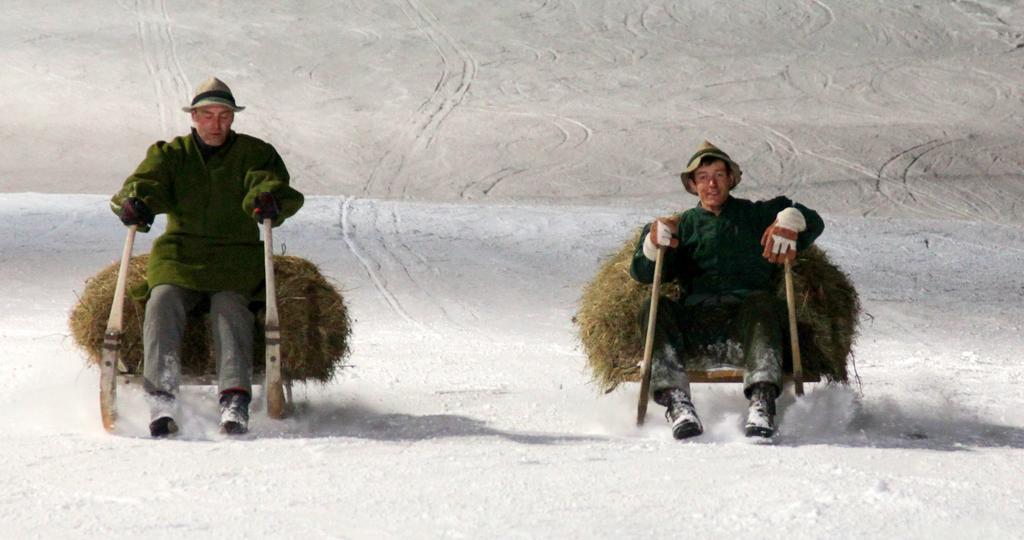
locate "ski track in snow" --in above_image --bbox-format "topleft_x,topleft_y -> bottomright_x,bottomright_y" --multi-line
132,0 -> 191,139
339,196 -> 430,333
402,0 -> 477,154
809,0 -> 836,35
456,106 -> 593,200
363,0 -> 478,199
377,202 -> 460,330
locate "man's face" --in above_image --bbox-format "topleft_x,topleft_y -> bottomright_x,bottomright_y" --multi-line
191,105 -> 234,147
692,160 -> 733,213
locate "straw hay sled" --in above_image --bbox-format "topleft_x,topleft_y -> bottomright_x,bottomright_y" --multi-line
70,254 -> 352,410
575,231 -> 860,394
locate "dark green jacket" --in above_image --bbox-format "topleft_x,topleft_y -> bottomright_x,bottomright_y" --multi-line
111,131 -> 304,299
630,196 -> 823,304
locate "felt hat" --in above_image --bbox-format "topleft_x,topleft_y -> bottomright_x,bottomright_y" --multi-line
679,140 -> 742,194
182,77 -> 245,113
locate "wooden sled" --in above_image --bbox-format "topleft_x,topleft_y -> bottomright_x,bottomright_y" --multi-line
99,221 -> 291,431
637,256 -> 811,424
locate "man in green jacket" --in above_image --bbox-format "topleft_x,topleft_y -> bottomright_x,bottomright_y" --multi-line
630,140 -> 824,439
112,77 -> 304,437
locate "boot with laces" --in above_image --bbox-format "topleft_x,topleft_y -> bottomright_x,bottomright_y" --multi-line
745,383 -> 777,438
655,388 -> 703,440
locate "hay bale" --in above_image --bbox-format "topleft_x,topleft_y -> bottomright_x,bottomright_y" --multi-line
575,231 -> 860,392
779,245 -> 860,384
69,254 -> 351,383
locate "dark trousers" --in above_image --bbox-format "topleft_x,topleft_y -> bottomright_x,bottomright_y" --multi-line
638,291 -> 785,400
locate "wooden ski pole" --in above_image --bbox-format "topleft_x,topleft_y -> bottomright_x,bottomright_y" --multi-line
784,259 -> 804,396
263,218 -> 287,419
636,246 -> 666,426
100,224 -> 137,432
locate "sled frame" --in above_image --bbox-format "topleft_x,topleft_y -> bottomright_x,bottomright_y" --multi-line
262,218 -> 287,419
686,368 -> 819,385
100,225 -> 137,432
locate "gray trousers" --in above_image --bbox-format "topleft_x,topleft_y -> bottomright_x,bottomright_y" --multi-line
639,291 -> 785,400
143,284 -> 255,397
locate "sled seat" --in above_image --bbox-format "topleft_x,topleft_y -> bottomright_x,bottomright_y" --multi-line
116,373 -> 294,390
117,373 -> 220,386
687,368 -> 820,384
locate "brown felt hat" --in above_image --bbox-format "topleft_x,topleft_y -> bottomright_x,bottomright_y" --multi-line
182,77 -> 245,113
679,140 -> 742,195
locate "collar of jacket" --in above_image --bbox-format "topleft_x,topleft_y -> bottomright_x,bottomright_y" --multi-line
693,195 -> 736,215
190,128 -> 237,161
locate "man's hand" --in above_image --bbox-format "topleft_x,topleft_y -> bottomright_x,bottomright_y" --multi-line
650,217 -> 679,248
643,216 -> 678,260
253,192 -> 279,223
119,197 -> 154,227
761,207 -> 806,264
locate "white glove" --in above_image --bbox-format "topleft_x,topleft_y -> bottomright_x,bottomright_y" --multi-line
643,218 -> 677,260
776,207 -> 806,232
770,233 -> 796,257
761,207 -> 806,263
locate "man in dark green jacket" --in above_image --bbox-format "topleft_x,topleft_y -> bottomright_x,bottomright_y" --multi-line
630,140 -> 824,439
112,77 -> 304,437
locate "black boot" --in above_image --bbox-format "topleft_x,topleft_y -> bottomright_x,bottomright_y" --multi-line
147,391 -> 179,438
219,390 -> 251,435
745,383 -> 777,438
149,416 -> 179,438
655,389 -> 703,440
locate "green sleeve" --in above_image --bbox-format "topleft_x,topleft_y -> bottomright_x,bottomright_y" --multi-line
793,201 -> 824,250
109,141 -> 179,233
240,144 -> 304,227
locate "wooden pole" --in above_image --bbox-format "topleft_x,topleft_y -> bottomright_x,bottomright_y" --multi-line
263,219 -> 287,419
636,247 -> 666,426
784,259 -> 805,396
100,225 -> 137,432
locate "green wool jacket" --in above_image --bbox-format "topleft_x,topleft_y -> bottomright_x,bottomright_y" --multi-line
630,196 -> 824,304
110,131 -> 304,299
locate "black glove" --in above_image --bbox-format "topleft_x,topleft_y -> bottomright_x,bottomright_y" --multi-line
120,197 -> 154,227
253,192 -> 280,223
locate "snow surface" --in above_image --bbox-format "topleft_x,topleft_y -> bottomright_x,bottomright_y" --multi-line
3,1 -> 1024,538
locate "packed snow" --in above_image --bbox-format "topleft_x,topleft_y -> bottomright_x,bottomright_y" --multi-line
2,1 -> 1024,538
